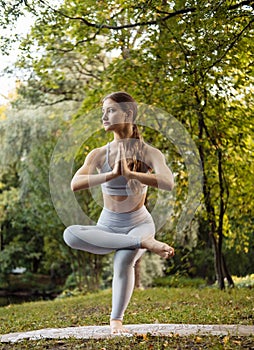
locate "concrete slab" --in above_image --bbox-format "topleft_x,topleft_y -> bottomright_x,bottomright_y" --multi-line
1,324 -> 253,343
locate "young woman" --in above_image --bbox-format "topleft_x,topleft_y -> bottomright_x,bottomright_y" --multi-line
63,91 -> 175,335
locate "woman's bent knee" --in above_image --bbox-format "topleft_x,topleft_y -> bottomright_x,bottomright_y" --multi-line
63,225 -> 79,248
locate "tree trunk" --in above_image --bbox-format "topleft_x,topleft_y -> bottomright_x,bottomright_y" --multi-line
93,255 -> 102,290
217,253 -> 226,290
210,232 -> 225,289
134,257 -> 142,289
197,109 -> 233,289
222,254 -> 234,287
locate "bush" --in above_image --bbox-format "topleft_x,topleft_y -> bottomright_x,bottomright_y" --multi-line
233,274 -> 254,288
153,275 -> 207,288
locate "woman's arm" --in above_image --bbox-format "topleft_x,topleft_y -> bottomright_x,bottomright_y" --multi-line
120,143 -> 174,191
70,148 -> 117,192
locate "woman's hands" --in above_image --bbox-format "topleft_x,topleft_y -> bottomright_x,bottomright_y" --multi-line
112,142 -> 174,191
112,143 -> 131,179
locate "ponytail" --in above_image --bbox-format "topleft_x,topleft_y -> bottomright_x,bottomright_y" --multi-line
126,124 -> 145,173
126,124 -> 148,194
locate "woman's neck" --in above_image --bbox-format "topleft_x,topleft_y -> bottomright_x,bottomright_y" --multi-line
113,125 -> 133,141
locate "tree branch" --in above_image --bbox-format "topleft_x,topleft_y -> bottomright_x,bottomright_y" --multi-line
204,16 -> 254,75
228,0 -> 254,10
33,0 -> 254,31
36,0 -> 196,30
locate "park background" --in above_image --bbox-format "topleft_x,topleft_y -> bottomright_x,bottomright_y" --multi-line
0,0 -> 253,305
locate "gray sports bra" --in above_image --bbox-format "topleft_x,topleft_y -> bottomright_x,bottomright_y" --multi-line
100,143 -> 148,196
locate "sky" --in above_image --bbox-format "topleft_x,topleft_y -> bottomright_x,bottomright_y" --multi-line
0,1 -> 64,105
0,57 -> 17,104
0,15 -> 34,105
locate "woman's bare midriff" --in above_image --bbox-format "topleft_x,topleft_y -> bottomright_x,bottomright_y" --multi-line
103,193 -> 146,213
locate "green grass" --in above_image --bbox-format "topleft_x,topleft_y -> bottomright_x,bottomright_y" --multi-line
1,334 -> 253,349
0,287 -> 253,349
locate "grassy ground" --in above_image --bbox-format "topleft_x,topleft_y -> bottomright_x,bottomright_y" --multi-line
0,286 -> 253,349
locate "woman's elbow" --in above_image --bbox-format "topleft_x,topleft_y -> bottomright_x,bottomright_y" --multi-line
70,177 -> 89,191
159,177 -> 174,191
165,177 -> 174,191
70,179 -> 78,192
169,180 -> 174,191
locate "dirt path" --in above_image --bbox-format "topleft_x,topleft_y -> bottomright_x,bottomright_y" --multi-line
1,323 -> 253,343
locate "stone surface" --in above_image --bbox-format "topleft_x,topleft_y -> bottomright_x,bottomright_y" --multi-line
1,324 -> 253,343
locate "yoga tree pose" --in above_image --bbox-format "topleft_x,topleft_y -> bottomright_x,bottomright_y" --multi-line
63,91 -> 175,335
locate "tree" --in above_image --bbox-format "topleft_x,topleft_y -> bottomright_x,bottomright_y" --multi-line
1,0 -> 253,288
0,101 -> 79,282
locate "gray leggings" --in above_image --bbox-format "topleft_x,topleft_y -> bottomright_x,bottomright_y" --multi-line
63,206 -> 155,321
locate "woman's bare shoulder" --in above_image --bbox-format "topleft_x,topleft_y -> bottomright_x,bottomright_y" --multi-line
88,144 -> 107,156
84,145 -> 107,167
143,142 -> 163,157
143,142 -> 165,166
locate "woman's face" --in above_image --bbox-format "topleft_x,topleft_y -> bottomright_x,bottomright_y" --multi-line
102,98 -> 127,131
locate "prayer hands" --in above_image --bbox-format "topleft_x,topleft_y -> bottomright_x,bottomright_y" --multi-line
112,143 -> 131,179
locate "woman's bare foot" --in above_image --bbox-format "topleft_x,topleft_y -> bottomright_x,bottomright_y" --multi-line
110,319 -> 130,335
141,236 -> 174,259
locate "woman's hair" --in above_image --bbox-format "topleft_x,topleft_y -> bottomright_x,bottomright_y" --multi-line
103,91 -> 138,121
103,92 -> 148,180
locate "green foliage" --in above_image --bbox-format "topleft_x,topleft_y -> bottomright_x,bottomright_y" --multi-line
140,253 -> 165,288
0,0 -> 253,289
233,274 -> 254,288
153,275 -> 207,288
0,102 -> 79,282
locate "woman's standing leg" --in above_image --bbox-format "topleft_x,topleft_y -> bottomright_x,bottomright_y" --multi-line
110,221 -> 155,334
111,248 -> 145,323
